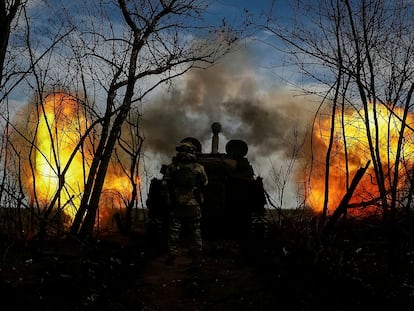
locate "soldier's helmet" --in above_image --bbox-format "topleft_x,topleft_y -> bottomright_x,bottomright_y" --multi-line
176,142 -> 195,154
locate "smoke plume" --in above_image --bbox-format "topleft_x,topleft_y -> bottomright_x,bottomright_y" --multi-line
141,50 -> 316,165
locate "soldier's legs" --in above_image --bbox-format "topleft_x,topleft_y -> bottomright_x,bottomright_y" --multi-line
166,213 -> 181,264
186,215 -> 202,261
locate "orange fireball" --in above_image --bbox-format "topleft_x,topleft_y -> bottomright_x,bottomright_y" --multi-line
22,92 -> 138,223
305,103 -> 414,216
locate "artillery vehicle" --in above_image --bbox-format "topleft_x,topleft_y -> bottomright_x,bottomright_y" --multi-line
146,122 -> 267,245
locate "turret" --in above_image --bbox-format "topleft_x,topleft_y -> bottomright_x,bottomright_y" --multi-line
211,122 -> 222,154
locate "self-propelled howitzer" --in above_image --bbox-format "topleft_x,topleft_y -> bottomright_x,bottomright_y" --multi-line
146,122 -> 267,243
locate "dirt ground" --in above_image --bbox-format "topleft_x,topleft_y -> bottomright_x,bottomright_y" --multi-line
1,226 -> 414,310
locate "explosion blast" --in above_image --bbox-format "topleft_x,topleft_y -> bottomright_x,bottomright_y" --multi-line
20,92 -> 137,225
305,103 -> 414,216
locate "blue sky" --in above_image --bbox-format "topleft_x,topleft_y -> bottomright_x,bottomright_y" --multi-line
206,0 -> 300,30
207,0 -> 293,18
16,0 -> 300,99
7,0 -> 309,208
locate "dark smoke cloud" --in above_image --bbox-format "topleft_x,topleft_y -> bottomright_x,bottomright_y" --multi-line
141,50 -> 316,162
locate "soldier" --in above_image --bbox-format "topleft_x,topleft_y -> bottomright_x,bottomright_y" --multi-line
163,142 -> 208,267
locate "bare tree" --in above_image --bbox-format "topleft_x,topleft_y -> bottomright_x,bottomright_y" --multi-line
0,0 -> 23,85
265,0 -> 414,215
60,0 -> 239,238
111,108 -> 144,234
264,0 -> 414,268
0,0 -> 243,240
0,0 -> 81,240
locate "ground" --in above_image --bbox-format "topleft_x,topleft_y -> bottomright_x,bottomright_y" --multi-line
1,223 -> 414,310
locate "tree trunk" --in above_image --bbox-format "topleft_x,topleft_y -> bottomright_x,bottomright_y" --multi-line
78,73 -> 137,239
0,0 -> 21,81
323,161 -> 370,236
78,108 -> 129,238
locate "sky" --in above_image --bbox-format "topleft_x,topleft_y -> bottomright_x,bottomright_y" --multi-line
136,1 -> 319,208
6,0 -> 319,209
8,0 -> 414,214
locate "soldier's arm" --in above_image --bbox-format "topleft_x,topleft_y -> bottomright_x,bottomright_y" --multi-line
199,166 -> 208,186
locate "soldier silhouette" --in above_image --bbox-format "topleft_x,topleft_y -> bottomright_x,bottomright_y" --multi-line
162,142 -> 208,267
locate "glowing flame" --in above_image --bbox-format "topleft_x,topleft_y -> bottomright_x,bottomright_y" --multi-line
23,92 -> 138,223
305,103 -> 414,216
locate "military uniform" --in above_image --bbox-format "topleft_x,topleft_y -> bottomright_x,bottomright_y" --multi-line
163,143 -> 208,264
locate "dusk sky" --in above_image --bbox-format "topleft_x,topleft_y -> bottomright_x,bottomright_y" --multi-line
7,0 -> 317,208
